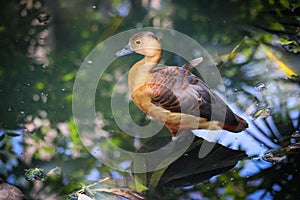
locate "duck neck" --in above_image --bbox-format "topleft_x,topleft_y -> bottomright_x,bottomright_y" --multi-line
128,52 -> 161,94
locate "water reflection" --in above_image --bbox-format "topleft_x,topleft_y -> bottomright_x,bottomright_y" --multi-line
24,168 -> 46,181
254,82 -> 267,91
0,0 -> 299,199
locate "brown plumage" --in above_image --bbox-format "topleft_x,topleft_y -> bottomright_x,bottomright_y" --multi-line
116,31 -> 248,137
0,179 -> 25,200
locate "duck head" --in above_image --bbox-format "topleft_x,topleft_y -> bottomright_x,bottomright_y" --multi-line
116,31 -> 162,58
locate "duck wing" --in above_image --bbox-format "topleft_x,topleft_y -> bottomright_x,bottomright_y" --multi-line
181,57 -> 203,70
148,66 -> 247,132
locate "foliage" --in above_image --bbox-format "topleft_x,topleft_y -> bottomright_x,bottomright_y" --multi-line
0,0 -> 299,199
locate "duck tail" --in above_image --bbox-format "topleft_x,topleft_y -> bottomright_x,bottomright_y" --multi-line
222,115 -> 248,133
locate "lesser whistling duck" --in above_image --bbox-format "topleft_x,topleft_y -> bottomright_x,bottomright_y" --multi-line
116,31 -> 248,137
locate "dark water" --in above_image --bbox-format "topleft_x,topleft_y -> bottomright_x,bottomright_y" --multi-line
0,0 -> 299,199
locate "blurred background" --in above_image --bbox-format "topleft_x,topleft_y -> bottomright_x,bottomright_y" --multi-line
0,0 -> 299,199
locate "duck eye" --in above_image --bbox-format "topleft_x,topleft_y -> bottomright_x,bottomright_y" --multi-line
135,40 -> 141,45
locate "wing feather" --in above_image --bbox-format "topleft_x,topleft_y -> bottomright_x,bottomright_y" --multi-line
148,66 -> 240,126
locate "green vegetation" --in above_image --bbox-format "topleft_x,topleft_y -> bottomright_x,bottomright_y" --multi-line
0,0 -> 299,199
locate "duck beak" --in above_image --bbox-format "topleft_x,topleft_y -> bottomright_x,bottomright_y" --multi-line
116,43 -> 134,57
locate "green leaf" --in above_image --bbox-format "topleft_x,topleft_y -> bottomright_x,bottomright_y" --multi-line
42,146 -> 56,153
35,82 -> 45,90
62,72 -> 75,81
